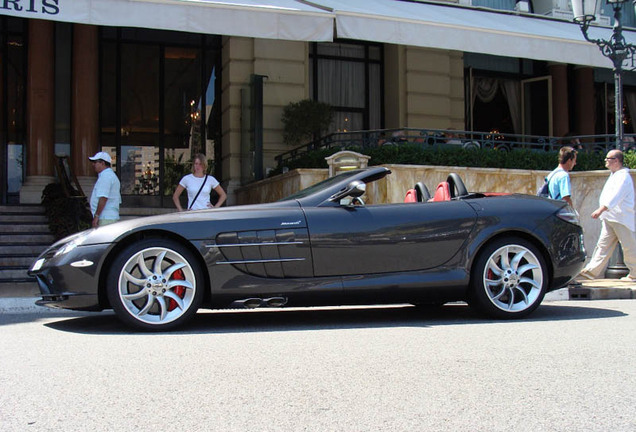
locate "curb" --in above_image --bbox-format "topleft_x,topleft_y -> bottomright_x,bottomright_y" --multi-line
0,297 -> 55,314
567,280 -> 636,300
0,281 -> 634,314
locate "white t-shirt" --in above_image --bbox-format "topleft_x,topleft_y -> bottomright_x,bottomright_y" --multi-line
599,168 -> 635,232
90,167 -> 121,220
179,174 -> 220,210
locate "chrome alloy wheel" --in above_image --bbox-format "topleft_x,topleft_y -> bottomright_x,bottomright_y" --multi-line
117,247 -> 197,325
482,244 -> 543,313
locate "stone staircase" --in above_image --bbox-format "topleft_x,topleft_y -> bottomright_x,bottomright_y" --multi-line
0,205 -> 53,298
0,205 -> 175,298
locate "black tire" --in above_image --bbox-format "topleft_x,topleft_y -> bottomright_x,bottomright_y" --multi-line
446,173 -> 468,198
106,238 -> 204,331
469,237 -> 547,319
414,182 -> 431,202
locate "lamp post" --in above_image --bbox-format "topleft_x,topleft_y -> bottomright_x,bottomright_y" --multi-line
572,0 -> 633,278
571,0 -> 636,150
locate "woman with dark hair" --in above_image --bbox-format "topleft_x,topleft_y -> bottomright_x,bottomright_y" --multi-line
172,154 -> 226,211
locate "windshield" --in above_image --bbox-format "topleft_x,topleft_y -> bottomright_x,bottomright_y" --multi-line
279,169 -> 364,201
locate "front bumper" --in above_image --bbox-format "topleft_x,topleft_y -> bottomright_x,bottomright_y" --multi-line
548,228 -> 586,290
28,242 -> 112,311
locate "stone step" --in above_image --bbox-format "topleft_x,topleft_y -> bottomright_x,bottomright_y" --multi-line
0,224 -> 50,233
0,280 -> 40,298
0,256 -> 36,267
0,244 -> 50,255
0,268 -> 34,280
0,214 -> 48,223
0,206 -> 171,217
0,205 -> 45,214
0,234 -> 55,243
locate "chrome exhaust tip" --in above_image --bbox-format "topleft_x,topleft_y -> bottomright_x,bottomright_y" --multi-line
243,298 -> 263,308
264,297 -> 287,308
230,297 -> 288,309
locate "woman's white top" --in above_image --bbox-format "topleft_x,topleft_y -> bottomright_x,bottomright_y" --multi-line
179,174 -> 220,210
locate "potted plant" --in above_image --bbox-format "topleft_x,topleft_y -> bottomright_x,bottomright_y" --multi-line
281,99 -> 333,147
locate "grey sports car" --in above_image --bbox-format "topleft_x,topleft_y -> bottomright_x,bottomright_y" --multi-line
29,167 -> 585,330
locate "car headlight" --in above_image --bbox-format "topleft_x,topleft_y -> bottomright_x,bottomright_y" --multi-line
53,232 -> 90,257
556,205 -> 580,225
31,258 -> 45,272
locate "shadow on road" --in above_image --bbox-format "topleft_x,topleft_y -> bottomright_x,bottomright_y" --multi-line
38,302 -> 629,335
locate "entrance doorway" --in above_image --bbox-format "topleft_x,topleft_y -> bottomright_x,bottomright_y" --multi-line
99,29 -> 221,208
0,17 -> 26,205
522,76 -> 553,137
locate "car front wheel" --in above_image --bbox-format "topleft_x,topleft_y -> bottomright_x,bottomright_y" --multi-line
107,238 -> 204,331
470,237 -> 547,319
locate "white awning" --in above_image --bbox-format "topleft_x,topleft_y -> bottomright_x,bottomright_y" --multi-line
3,0 -> 636,68
312,0 -> 636,69
0,0 -> 334,41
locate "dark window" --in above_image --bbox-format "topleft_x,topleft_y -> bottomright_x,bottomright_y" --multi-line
310,42 -> 383,133
0,16 -> 26,203
100,29 -> 221,206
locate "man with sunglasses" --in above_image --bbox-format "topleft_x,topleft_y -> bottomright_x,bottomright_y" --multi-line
578,150 -> 635,281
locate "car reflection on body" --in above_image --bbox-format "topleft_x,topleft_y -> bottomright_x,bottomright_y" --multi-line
29,167 -> 585,331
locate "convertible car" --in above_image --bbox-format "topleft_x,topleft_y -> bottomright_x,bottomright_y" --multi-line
29,167 -> 585,330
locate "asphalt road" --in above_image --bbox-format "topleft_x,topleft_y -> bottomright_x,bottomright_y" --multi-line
1,300 -> 635,432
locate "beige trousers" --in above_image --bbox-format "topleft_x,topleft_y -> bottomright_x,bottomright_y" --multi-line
583,220 -> 636,278
98,218 -> 119,227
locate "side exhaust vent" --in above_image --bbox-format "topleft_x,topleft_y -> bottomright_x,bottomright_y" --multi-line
230,297 -> 288,309
264,297 -> 288,307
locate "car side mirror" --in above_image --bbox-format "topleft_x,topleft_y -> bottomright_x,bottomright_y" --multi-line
328,180 -> 366,203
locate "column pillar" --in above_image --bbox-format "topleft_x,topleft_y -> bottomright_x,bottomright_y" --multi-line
72,24 -> 100,195
573,66 -> 595,137
222,36 -> 254,205
20,20 -> 55,204
548,63 -> 569,138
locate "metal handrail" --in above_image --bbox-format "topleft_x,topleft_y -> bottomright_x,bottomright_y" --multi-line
275,128 -> 627,168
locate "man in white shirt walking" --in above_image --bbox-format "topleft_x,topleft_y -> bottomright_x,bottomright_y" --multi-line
578,149 -> 636,281
89,151 -> 121,228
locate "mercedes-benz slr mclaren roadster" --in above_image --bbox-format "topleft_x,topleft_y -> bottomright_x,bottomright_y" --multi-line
30,167 -> 586,330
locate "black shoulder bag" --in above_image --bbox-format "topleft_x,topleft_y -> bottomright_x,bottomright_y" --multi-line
188,175 -> 208,210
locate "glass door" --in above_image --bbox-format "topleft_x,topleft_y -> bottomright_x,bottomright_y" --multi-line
1,18 -> 26,205
521,76 -> 553,137
100,29 -> 221,208
163,45 -> 202,209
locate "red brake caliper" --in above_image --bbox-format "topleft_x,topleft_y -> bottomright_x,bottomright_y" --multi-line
169,269 -> 186,311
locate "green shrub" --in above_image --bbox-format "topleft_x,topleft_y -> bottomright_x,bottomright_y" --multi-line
41,183 -> 93,240
271,145 -> 617,175
163,153 -> 190,196
625,148 -> 636,168
281,99 -> 333,147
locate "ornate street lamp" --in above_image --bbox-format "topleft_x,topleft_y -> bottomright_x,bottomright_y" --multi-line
571,0 -> 636,150
572,0 -> 633,278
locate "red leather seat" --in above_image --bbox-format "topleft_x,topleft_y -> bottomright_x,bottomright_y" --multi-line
429,182 -> 451,202
404,188 -> 417,203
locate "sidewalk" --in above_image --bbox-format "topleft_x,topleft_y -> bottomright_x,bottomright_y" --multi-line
565,278 -> 636,300
1,279 -> 634,314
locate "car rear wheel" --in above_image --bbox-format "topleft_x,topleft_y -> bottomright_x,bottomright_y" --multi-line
470,237 -> 547,319
107,238 -> 204,330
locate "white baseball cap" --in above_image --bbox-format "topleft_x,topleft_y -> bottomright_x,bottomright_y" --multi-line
88,151 -> 112,164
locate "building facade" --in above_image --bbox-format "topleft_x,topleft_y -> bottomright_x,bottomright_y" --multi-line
1,0 -> 635,207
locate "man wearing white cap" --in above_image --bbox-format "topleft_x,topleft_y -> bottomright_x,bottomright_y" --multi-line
88,151 -> 121,228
